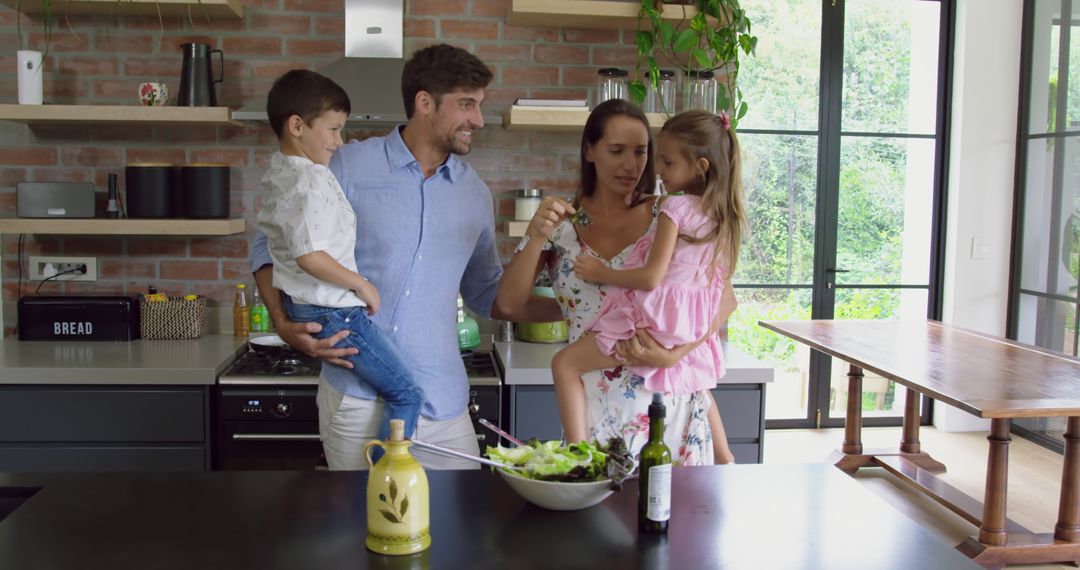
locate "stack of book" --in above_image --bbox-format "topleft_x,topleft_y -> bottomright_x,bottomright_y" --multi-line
511,98 -> 589,112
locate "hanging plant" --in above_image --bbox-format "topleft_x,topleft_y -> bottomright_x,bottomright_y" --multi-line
631,0 -> 758,125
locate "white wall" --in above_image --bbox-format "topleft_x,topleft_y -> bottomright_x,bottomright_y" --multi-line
935,0 -> 1022,431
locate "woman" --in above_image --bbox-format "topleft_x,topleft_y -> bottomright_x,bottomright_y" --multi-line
496,99 -> 735,464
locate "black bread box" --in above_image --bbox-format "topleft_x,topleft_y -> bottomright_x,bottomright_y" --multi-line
18,296 -> 141,341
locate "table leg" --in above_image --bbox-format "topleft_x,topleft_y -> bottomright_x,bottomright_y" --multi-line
842,364 -> 863,455
979,418 -> 1011,546
900,388 -> 921,453
1055,416 -> 1080,543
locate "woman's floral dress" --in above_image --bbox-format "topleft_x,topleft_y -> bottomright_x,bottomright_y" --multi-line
540,205 -> 714,465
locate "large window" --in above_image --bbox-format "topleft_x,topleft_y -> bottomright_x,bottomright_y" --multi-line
1011,0 -> 1080,451
730,0 -> 951,428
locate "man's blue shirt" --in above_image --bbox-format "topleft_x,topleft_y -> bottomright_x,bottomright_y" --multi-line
251,126 -> 502,420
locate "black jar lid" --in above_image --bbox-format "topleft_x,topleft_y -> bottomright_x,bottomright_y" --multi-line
598,67 -> 629,77
686,69 -> 716,79
646,69 -> 676,80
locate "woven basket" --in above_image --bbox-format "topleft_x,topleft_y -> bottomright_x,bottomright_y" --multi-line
140,296 -> 207,340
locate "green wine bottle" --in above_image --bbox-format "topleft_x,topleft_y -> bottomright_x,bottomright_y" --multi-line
638,392 -> 672,533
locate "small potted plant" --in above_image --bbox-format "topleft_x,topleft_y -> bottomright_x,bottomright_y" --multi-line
631,0 -> 758,125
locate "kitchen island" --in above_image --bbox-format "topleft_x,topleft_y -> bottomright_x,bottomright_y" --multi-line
496,340 -> 773,463
0,464 -> 978,569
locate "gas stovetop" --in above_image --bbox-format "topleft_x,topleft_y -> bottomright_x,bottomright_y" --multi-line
219,349 -> 502,386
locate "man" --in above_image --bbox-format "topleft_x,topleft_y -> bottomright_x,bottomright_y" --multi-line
250,44 -> 558,469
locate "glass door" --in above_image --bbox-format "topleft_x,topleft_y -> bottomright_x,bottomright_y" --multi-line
731,0 -> 950,427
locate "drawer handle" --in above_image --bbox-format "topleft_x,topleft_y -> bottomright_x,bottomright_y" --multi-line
232,433 -> 322,441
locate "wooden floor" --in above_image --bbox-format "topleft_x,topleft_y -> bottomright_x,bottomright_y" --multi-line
764,426 -> 1069,569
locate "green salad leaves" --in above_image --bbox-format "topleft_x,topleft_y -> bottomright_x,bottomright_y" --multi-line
486,437 -> 633,487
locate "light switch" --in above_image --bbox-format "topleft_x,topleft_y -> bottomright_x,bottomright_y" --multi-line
971,237 -> 991,260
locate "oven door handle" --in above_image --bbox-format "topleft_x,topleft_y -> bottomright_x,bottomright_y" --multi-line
232,433 -> 322,441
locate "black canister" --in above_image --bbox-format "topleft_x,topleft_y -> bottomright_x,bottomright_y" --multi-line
180,163 -> 230,218
125,163 -> 175,218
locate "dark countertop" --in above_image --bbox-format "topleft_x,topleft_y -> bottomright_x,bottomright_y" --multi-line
0,464 -> 979,569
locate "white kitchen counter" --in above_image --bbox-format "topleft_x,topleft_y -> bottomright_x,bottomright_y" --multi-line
0,335 -> 248,385
495,339 -> 774,386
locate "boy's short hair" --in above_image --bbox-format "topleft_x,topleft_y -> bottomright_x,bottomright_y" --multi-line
401,44 -> 493,119
266,69 -> 351,139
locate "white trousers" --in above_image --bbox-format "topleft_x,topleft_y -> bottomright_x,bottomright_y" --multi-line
316,376 -> 480,470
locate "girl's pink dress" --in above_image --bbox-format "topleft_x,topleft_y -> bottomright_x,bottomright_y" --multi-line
591,195 -> 726,395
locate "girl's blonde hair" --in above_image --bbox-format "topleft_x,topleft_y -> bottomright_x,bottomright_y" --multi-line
659,110 -> 748,279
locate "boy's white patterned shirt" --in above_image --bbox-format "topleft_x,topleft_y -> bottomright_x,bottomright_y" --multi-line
257,151 -> 365,308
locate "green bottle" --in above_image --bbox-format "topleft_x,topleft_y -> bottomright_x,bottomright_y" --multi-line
638,392 -> 672,533
249,287 -> 271,334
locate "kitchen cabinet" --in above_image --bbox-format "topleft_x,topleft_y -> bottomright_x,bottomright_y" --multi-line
506,383 -> 766,463
0,385 -> 211,472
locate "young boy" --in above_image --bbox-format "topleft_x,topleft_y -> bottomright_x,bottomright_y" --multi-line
257,69 -> 425,443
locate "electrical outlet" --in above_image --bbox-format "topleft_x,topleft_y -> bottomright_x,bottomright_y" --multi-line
29,256 -> 97,282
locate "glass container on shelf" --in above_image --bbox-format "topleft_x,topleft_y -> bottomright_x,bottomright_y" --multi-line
514,188 -> 542,221
683,69 -> 719,114
643,69 -> 676,114
596,68 -> 629,105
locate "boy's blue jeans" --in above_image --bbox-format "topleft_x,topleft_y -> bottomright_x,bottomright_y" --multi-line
284,297 -> 424,445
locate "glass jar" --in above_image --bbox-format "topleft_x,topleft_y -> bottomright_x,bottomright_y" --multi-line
683,69 -> 718,114
643,69 -> 676,114
514,188 -> 542,221
596,68 -> 629,104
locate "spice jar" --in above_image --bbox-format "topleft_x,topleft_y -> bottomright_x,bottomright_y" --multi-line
684,69 -> 718,114
644,69 -> 676,114
596,68 -> 629,104
514,188 -> 543,221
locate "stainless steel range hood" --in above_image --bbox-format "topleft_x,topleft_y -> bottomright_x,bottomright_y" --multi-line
233,0 -> 407,125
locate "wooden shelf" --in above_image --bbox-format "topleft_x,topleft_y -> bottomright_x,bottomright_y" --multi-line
0,218 -> 246,236
507,0 -> 698,30
504,106 -> 669,131
0,105 -> 238,126
506,221 -> 528,237
0,0 -> 243,18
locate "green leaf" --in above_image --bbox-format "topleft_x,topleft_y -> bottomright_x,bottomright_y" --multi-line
636,31 -> 654,55
400,495 -> 409,517
692,48 -> 712,69
704,0 -> 722,19
661,21 -> 676,46
629,80 -> 648,106
379,509 -> 401,524
690,13 -> 707,33
737,101 -> 748,119
388,478 -> 398,501
674,28 -> 699,53
739,34 -> 753,55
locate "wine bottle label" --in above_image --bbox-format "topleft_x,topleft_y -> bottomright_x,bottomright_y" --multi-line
646,463 -> 672,522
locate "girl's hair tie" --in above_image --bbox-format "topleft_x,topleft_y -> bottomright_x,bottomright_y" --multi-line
718,112 -> 731,131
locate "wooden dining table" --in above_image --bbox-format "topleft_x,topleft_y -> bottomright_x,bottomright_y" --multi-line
760,319 -> 1080,569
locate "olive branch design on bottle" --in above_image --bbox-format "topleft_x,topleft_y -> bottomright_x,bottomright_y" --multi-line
377,477 -> 409,524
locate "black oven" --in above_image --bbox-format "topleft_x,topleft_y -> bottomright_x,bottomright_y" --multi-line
215,350 -> 504,470
215,386 -> 325,471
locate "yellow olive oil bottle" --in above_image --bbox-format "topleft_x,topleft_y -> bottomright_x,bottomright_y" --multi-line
364,419 -> 431,555
638,392 -> 672,533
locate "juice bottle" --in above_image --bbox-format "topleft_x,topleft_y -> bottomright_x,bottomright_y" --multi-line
249,287 -> 270,334
233,284 -> 249,337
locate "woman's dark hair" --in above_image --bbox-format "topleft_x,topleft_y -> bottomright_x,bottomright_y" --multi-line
401,44 -> 493,118
266,69 -> 351,139
577,99 -> 655,207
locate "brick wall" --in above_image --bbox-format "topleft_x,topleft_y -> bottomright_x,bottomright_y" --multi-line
0,0 -> 639,333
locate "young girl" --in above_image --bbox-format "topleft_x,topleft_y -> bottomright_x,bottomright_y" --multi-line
551,110 -> 747,462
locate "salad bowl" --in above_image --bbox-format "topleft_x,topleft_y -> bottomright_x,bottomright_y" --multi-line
497,470 -> 615,511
